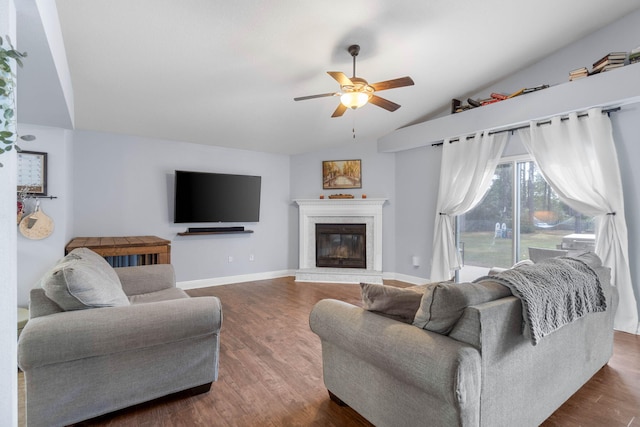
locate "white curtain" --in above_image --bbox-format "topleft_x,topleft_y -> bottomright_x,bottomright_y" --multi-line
519,107 -> 638,334
430,132 -> 508,281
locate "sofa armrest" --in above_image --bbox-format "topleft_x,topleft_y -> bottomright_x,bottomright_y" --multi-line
115,264 -> 176,295
309,299 -> 481,405
18,296 -> 221,369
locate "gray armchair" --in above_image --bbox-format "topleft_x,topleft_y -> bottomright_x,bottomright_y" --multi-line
18,252 -> 222,427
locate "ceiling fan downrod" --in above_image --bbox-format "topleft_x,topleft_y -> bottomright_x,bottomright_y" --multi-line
348,44 -> 360,78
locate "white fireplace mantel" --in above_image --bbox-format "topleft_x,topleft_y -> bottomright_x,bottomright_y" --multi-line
294,198 -> 386,283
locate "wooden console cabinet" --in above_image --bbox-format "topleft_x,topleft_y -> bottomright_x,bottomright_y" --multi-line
65,235 -> 171,266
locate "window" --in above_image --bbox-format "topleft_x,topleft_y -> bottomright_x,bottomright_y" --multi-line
458,157 -> 594,280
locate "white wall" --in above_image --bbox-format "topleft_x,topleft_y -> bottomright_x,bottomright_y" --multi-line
289,137 -> 397,273
70,130 -> 291,284
393,145 -> 441,282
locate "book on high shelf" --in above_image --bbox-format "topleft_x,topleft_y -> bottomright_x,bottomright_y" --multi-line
569,67 -> 589,81
591,59 -> 625,74
592,51 -> 627,68
481,98 -> 501,106
490,92 -> 508,100
522,84 -> 549,94
629,50 -> 640,64
601,63 -> 625,72
507,88 -> 525,98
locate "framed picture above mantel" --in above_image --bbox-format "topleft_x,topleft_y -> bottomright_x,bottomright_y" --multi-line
322,159 -> 361,190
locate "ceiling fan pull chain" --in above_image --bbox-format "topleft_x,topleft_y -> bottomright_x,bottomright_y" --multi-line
352,113 -> 356,139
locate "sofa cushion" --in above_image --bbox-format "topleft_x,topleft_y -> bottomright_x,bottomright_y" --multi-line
361,282 -> 434,324
41,249 -> 130,311
128,287 -> 190,304
413,281 -> 511,334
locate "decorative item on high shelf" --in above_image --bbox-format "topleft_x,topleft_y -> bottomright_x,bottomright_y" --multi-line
328,194 -> 354,199
322,159 -> 362,189
629,46 -> 640,64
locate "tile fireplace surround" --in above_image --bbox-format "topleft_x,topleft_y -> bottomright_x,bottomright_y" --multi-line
294,198 -> 386,284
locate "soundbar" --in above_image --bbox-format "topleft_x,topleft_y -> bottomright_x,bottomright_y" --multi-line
187,226 -> 245,233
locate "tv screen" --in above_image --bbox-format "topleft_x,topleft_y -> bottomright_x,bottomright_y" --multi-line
174,170 -> 261,223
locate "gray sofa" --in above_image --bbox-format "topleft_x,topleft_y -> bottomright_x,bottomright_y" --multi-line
18,248 -> 222,427
310,254 -> 617,427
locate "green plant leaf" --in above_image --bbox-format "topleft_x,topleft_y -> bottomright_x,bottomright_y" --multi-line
4,108 -> 13,119
0,130 -> 13,138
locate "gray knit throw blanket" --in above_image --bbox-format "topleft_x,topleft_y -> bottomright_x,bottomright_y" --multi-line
475,257 -> 606,345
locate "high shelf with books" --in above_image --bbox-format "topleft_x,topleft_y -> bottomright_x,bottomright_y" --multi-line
378,62 -> 640,152
65,235 -> 171,267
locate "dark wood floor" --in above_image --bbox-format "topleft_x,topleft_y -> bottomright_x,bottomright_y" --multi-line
18,277 -> 640,426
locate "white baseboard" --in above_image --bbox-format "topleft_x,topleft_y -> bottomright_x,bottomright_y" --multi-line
382,271 -> 430,285
177,269 -> 295,290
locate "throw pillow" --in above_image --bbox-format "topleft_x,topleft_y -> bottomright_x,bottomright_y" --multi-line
41,249 -> 130,311
571,251 -> 603,269
68,247 -> 123,285
412,281 -> 511,334
360,282 -> 434,324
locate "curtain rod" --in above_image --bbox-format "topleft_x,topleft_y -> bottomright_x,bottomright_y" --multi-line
431,106 -> 621,147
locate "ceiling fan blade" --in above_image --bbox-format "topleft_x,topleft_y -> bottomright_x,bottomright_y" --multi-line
331,103 -> 347,118
294,92 -> 338,101
327,71 -> 353,87
370,76 -> 415,91
369,95 -> 401,112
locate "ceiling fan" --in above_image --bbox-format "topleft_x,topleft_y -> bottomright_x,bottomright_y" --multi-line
294,44 -> 415,118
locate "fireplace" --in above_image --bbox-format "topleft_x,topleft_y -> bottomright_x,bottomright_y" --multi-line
294,198 -> 386,284
316,224 -> 366,268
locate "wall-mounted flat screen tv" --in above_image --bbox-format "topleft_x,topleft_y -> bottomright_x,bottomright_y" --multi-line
174,170 -> 261,223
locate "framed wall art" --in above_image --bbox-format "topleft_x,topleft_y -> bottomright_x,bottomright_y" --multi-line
17,150 -> 47,195
322,159 -> 361,189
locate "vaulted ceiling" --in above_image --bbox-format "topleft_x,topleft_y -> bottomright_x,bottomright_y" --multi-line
16,0 -> 640,155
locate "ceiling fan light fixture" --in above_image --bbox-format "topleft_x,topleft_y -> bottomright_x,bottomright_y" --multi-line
340,91 -> 371,109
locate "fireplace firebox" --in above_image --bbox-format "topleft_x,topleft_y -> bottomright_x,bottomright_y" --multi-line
315,223 -> 366,269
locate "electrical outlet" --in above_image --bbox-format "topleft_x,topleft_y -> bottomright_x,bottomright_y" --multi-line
249,254 -> 255,262
228,256 -> 233,263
